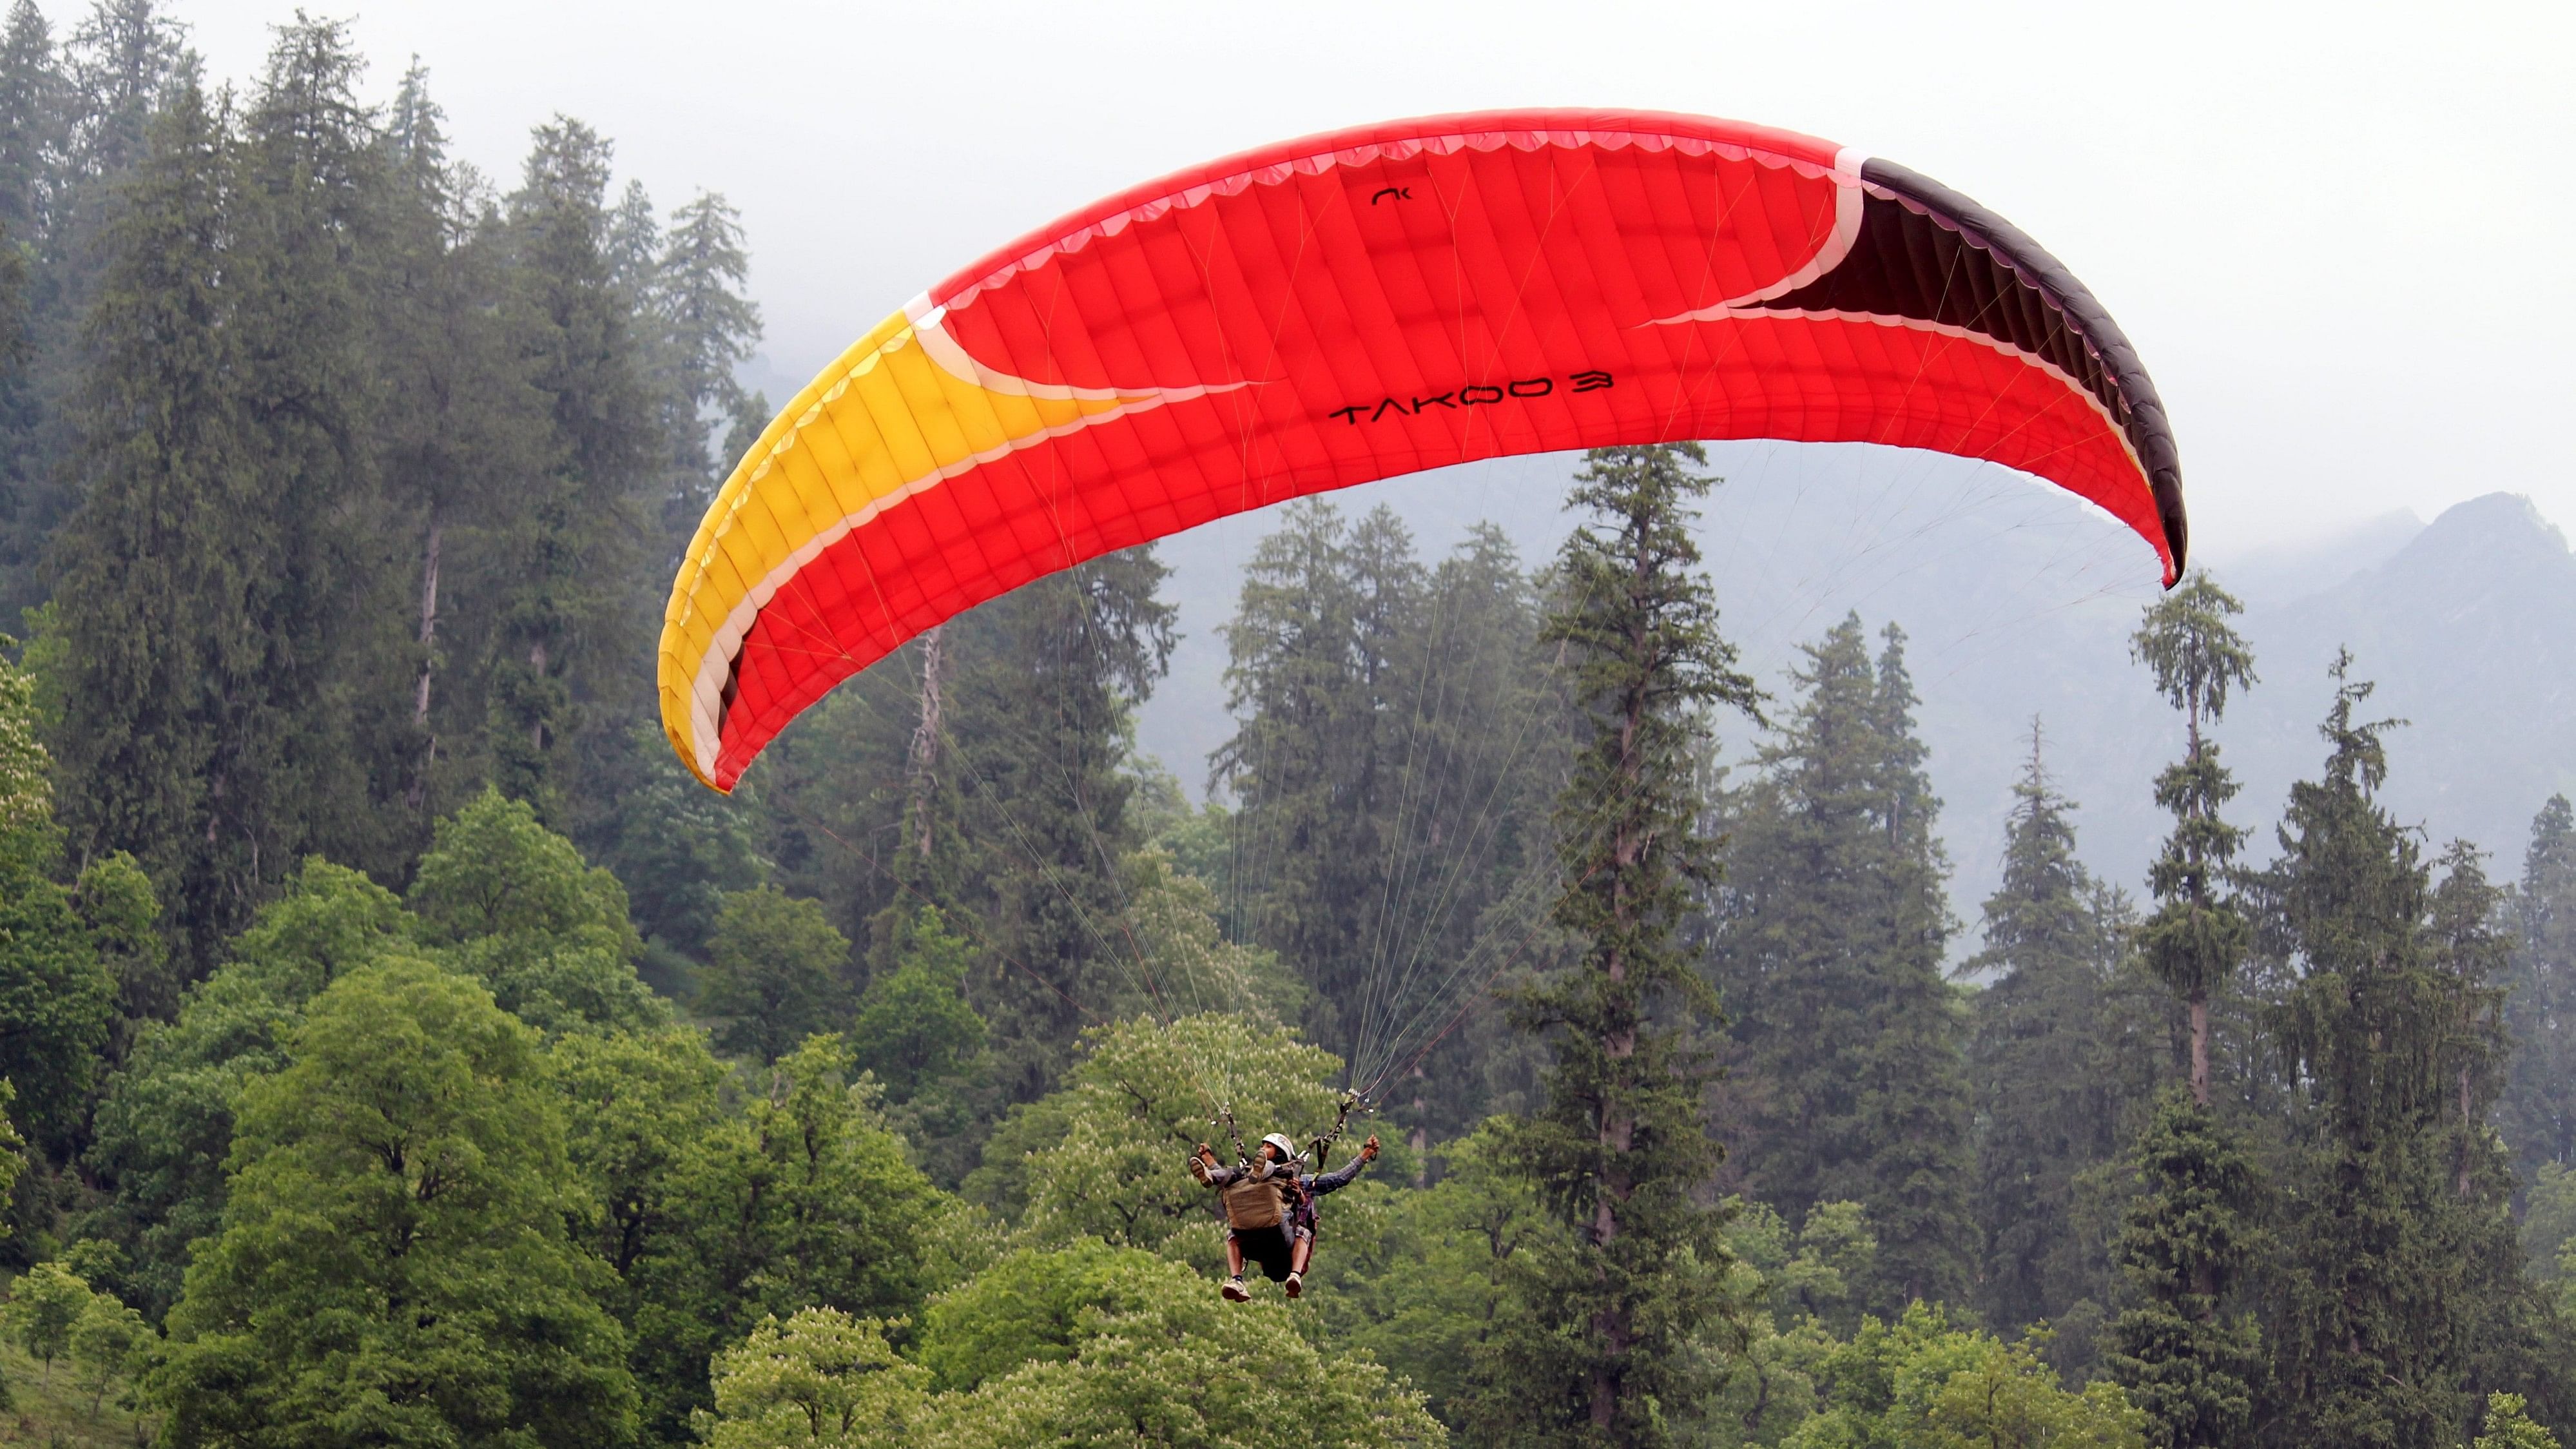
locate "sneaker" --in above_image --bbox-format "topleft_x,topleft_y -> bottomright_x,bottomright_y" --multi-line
1284,1271 -> 1304,1299
1221,1276 -> 1249,1302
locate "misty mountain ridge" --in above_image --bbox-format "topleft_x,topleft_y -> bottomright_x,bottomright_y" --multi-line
1130,447 -> 2576,933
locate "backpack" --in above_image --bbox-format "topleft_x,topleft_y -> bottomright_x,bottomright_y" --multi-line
1222,1170 -> 1287,1230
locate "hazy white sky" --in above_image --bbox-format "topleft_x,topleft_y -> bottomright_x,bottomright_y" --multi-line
167,0 -> 2570,559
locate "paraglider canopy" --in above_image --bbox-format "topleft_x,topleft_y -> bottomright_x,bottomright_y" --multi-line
660,109 -> 2184,792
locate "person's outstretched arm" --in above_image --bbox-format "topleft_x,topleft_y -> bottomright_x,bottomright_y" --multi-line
1306,1135 -> 1381,1198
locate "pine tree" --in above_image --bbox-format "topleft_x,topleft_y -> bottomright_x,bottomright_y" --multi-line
1216,500 -> 1422,1065
224,16 -> 416,880
648,188 -> 759,554
45,0 -> 179,364
2105,1091 -> 2262,1448
944,549 -> 1174,1098
1709,612 -> 1975,1312
1848,622 -> 1977,1310
488,117 -> 658,818
0,0 -> 52,616
1968,721 -> 2145,1333
59,0 -> 179,183
2106,572 -> 2263,1449
0,0 -> 63,242
1371,522 -> 1562,1142
2503,796 -> 2576,1186
1484,443 -> 1759,1445
373,61 -> 549,819
2254,653 -> 2539,1448
46,77 -> 255,966
2131,572 -> 2258,1102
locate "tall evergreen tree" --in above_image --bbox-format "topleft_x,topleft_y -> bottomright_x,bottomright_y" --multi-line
647,188 -> 759,554
2106,572 -> 2263,1449
2503,795 -> 2576,1187
2106,1090 -> 2263,1449
45,0 -> 179,362
46,77 -> 254,966
373,61 -> 549,820
224,17 -> 416,880
1216,500 -> 1422,1065
1709,612 -> 1976,1312
1482,443 -> 1758,1445
0,0 -> 62,242
1967,722 -> 2148,1334
488,117 -> 657,818
2253,654 -> 2541,1448
2131,572 -> 2258,1102
1367,522 -> 1563,1142
944,551 -> 1174,1098
0,0 -> 55,616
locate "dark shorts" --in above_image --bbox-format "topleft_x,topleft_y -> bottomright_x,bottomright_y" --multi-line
1228,1222 -> 1312,1281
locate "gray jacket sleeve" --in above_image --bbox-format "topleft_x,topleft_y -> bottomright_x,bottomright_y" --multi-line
1306,1152 -> 1371,1198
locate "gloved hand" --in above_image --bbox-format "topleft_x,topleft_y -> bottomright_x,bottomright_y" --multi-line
1360,1134 -> 1380,1162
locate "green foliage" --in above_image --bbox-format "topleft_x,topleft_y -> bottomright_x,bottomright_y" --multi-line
2477,1393 -> 2565,1449
77,848 -> 171,1043
988,1011 -> 1339,1264
2251,655 -> 2543,1447
852,904 -> 989,1183
2505,795 -> 2576,1190
623,1034 -> 956,1443
82,858 -> 407,1314
594,723 -> 765,958
68,1289 -> 146,1416
7,1258 -> 89,1385
1481,443 -> 1759,1445
2101,1089 -> 2261,1449
155,956 -> 636,1446
0,1082 -> 23,1243
0,636 -> 119,1148
1967,728 -> 2162,1335
852,906 -> 985,1098
1112,844 -> 1304,1026
1653,1198 -> 1881,1447
697,1245 -> 1446,1448
701,1307 -> 929,1448
1711,614 -> 1977,1312
1783,1302 -> 2147,1449
701,884 -> 851,1063
915,1240 -> 1158,1393
0,823 -> 115,1148
1727,1199 -> 1879,1339
1301,1119 -> 1551,1428
1215,507 -> 1559,1134
409,786 -> 666,1034
0,626 -> 54,872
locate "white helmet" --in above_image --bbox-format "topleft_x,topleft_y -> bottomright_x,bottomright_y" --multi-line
1259,1133 -> 1298,1162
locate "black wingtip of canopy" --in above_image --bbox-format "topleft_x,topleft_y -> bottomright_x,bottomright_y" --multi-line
1857,158 -> 2187,582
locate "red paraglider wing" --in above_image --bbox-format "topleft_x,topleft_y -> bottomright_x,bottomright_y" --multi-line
661,110 -> 2182,791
